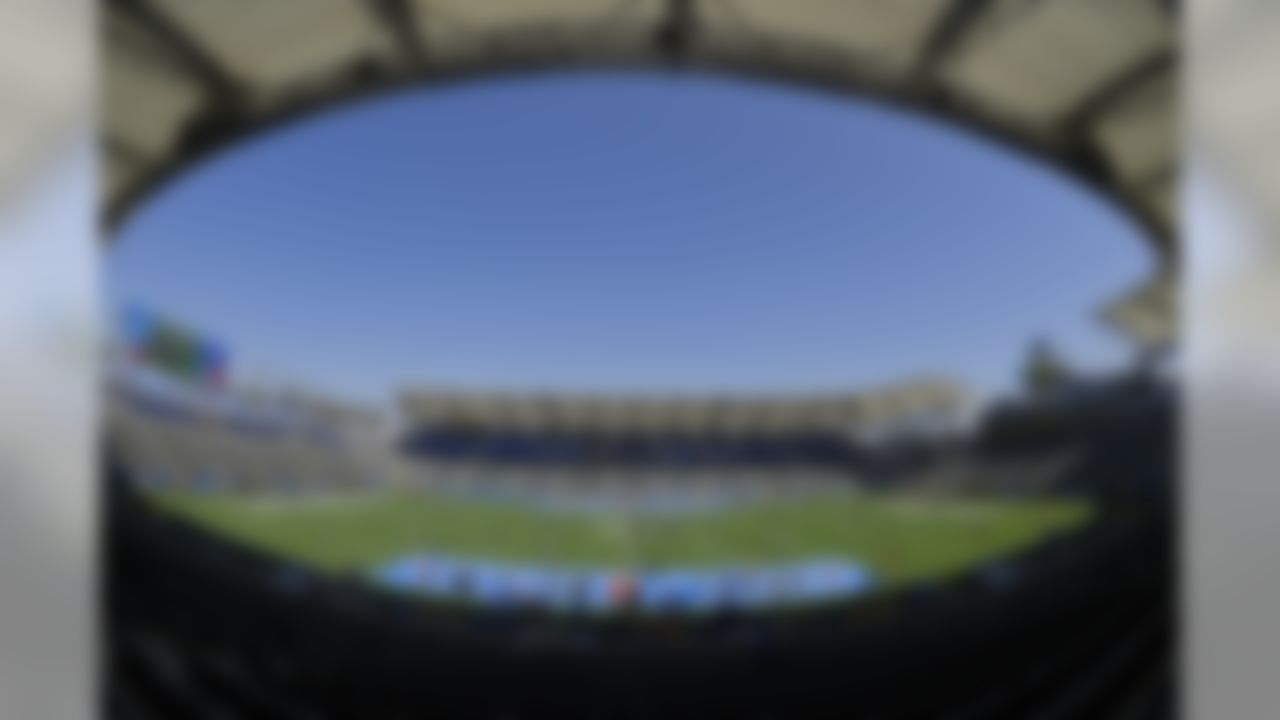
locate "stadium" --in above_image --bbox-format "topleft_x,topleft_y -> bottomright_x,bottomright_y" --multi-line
104,1 -> 1177,718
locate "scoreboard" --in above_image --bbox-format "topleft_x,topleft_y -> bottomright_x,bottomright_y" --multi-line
121,305 -> 229,388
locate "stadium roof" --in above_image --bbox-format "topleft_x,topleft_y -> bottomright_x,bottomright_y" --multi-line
104,0 -> 1177,345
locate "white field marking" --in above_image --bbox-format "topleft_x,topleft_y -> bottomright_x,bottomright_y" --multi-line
878,498 -> 1028,520
235,492 -> 397,513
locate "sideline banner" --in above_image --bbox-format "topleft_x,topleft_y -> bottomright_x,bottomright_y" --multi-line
374,553 -> 878,615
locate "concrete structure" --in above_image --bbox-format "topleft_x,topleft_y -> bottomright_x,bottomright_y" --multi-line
105,0 -> 1177,345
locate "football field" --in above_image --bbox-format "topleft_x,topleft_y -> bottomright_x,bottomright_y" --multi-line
147,490 -> 1094,588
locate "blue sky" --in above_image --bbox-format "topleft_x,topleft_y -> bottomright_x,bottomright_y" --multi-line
109,69 -> 1152,405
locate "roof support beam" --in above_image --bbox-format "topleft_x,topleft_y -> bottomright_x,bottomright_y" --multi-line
1141,162 -> 1178,194
370,0 -> 430,71
104,135 -> 150,167
110,0 -> 245,108
656,0 -> 699,65
1060,51 -> 1174,140
912,0 -> 996,89
1050,50 -> 1174,217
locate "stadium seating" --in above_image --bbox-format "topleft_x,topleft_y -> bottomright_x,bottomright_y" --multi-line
104,383 -> 1175,718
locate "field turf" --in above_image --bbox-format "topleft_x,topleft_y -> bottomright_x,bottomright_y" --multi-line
146,490 -> 1094,588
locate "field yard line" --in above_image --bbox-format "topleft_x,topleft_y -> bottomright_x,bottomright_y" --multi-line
241,493 -> 395,513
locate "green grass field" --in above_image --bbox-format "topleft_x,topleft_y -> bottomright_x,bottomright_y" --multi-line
146,490 -> 1095,587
